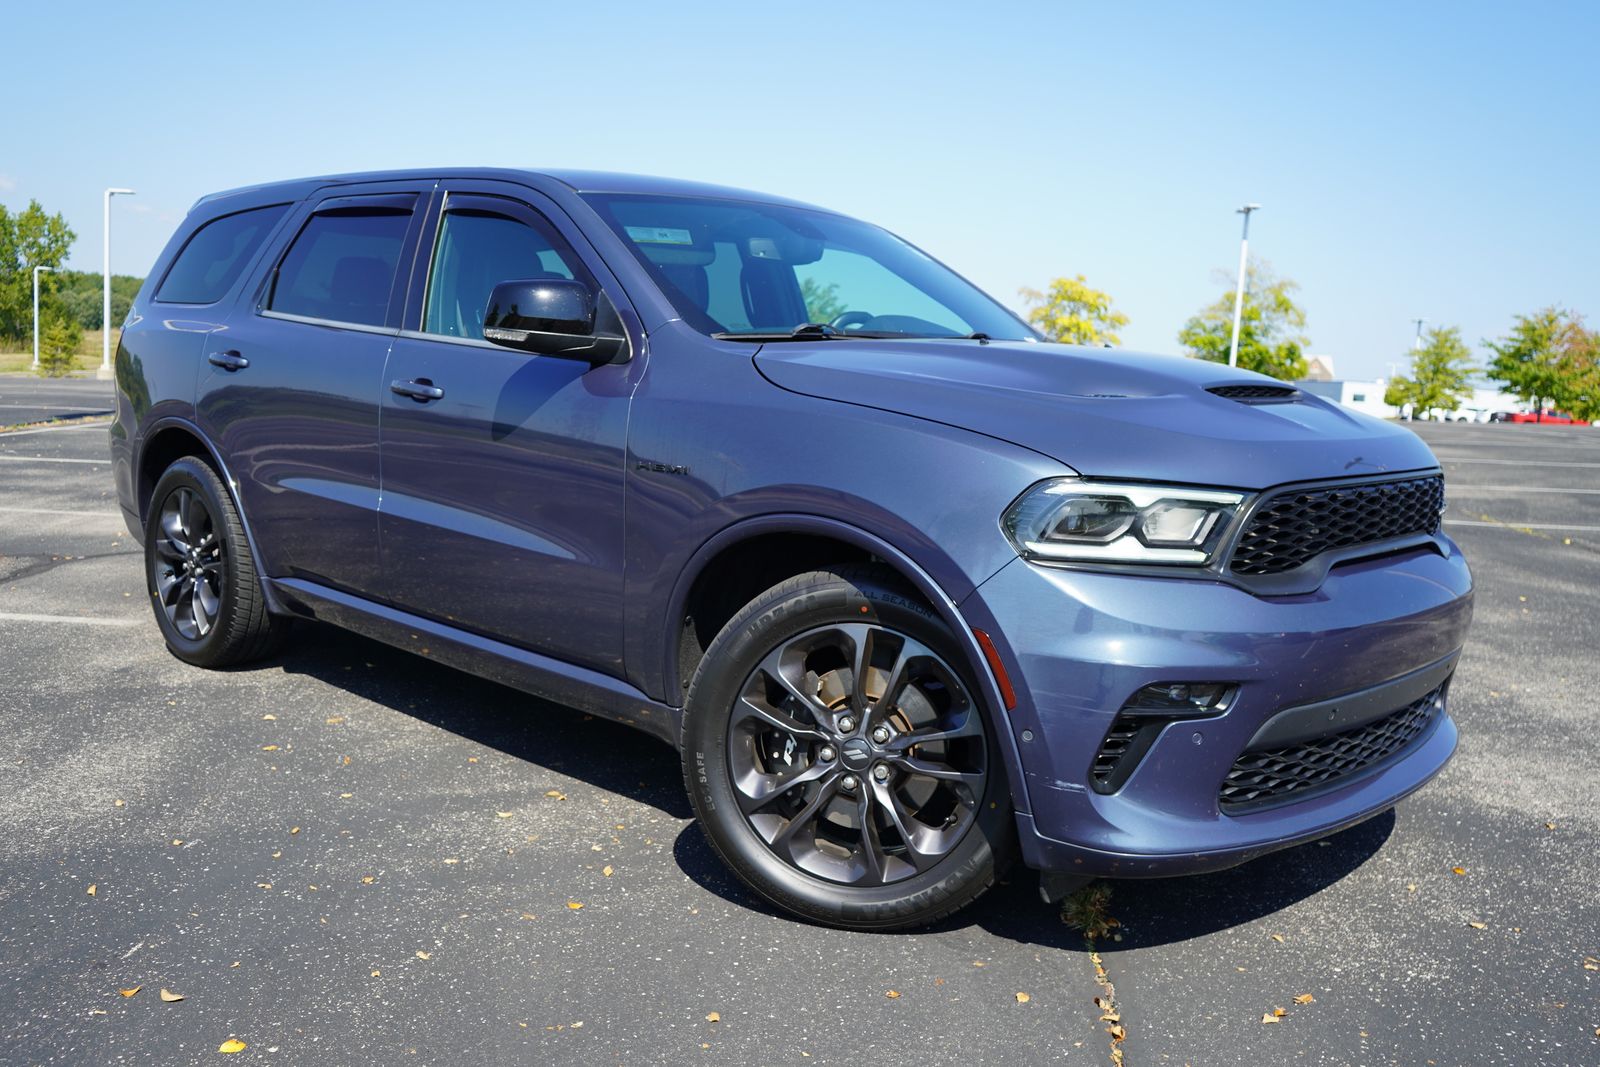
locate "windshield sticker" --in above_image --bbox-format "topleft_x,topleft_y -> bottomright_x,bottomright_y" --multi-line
625,225 -> 694,246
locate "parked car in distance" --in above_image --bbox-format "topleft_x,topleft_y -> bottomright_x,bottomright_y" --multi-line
110,169 -> 1473,929
1504,409 -> 1589,425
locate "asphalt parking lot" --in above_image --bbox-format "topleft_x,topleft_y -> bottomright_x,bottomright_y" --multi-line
1,378 -> 1596,1065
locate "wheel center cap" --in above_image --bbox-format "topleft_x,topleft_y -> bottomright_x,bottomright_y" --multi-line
841,738 -> 872,770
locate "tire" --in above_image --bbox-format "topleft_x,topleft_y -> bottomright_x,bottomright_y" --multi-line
681,565 -> 1015,930
144,456 -> 285,667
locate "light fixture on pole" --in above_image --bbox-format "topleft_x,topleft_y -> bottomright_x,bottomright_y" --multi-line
1411,318 -> 1427,351
32,265 -> 56,372
1226,204 -> 1261,368
102,187 -> 136,378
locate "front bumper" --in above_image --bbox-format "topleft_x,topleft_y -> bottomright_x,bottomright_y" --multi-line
962,539 -> 1473,878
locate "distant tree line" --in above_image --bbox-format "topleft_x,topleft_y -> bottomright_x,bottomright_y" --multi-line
0,198 -> 146,375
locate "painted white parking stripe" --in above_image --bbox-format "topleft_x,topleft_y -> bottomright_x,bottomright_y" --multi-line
0,420 -> 111,437
0,403 -> 113,411
1444,519 -> 1600,532
1439,458 -> 1600,469
0,611 -> 140,627
0,454 -> 106,465
0,506 -> 123,518
1447,485 -> 1600,494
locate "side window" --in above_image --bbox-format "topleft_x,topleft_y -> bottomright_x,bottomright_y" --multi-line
268,205 -> 412,327
155,203 -> 289,304
422,204 -> 585,340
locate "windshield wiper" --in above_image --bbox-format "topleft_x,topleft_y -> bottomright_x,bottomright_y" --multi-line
714,323 -> 874,342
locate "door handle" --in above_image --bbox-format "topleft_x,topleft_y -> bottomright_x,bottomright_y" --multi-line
207,350 -> 249,371
390,378 -> 445,401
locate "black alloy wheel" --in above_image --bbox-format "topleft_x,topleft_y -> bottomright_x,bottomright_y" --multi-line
682,566 -> 1014,929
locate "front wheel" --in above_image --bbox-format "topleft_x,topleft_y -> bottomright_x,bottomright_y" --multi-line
681,566 -> 1014,929
144,457 -> 284,667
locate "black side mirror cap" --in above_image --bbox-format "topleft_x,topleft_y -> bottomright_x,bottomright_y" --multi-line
482,279 -> 630,364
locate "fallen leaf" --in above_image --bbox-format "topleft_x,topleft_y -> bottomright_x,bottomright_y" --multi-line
1545,822 -> 1557,830
257,883 -> 272,890
885,990 -> 901,999
325,716 -> 344,725
119,986 -> 141,997
371,969 -> 380,977
361,876 -> 375,884
496,811 -> 513,819
271,851 -> 281,859
544,790 -> 567,800
520,913 -> 536,920
262,714 -> 276,721
571,1021 -> 583,1029
114,799 -> 125,808
1468,921 -> 1488,930
1261,1013 -> 1281,1025
261,745 -> 279,752
90,1009 -> 107,1015
290,827 -> 301,835
218,1038 -> 247,1053
1273,1007 -> 1287,1017
468,756 -> 479,763
160,988 -> 184,1002
567,901 -> 584,910
602,866 -> 614,877
341,756 -> 351,766
1094,996 -> 1111,1010
416,951 -> 431,959
972,960 -> 986,967
443,858 -> 460,865
1270,933 -> 1286,943
171,839 -> 183,846
1452,866 -> 1466,876
87,884 -> 97,897
705,1011 -> 721,1023
1407,884 -> 1418,893
1108,1023 -> 1126,1040
1584,958 -> 1599,971
1015,992 -> 1031,1003
1100,1011 -> 1121,1022
1293,993 -> 1315,1005
340,793 -> 353,798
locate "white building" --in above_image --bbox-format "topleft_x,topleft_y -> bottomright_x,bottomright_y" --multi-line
1296,377 -> 1397,419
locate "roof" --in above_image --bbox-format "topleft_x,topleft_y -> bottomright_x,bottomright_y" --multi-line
192,168 -> 835,215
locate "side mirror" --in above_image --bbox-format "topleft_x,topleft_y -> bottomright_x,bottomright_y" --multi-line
482,279 -> 629,364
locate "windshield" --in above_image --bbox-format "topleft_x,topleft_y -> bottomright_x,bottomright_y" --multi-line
583,193 -> 1036,341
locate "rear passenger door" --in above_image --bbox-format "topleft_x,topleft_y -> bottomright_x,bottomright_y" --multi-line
195,181 -> 432,596
377,181 -> 641,676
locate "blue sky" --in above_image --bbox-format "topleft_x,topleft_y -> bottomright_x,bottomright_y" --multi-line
5,1 -> 1595,379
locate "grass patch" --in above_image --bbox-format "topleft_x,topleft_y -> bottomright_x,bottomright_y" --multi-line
0,330 -> 118,375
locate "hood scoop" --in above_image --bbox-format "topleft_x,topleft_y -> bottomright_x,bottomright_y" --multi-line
1207,383 -> 1302,404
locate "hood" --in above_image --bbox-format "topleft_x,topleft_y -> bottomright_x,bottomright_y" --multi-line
754,339 -> 1438,490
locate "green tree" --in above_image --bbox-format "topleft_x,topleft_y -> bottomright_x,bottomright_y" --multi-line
0,200 -> 77,343
56,270 -> 145,330
800,277 -> 846,325
1553,316 -> 1600,422
1177,262 -> 1309,380
1018,275 -> 1129,346
1483,307 -> 1573,416
36,312 -> 82,377
1384,326 -> 1476,416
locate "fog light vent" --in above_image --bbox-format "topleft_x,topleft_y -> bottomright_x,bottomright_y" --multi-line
1089,683 -> 1235,795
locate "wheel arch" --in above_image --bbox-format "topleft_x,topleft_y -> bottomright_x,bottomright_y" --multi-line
135,418 -> 278,611
664,514 -> 1031,815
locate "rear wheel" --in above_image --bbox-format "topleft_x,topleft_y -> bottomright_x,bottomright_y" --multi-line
144,457 -> 284,667
682,566 -> 1014,929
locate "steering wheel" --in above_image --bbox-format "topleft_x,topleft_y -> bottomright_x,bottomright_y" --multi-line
830,311 -> 874,331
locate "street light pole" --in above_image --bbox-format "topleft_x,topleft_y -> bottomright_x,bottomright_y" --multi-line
102,187 -> 136,378
1411,318 -> 1427,350
1227,204 -> 1261,368
32,265 -> 55,371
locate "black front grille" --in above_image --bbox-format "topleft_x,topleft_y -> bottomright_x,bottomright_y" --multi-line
1208,384 -> 1300,402
1229,475 -> 1444,576
1219,688 -> 1444,811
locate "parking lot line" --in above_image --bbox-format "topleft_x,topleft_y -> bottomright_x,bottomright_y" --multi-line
0,455 -> 107,465
1444,519 -> 1600,532
0,421 -> 111,437
1446,484 -> 1600,494
0,506 -> 123,518
0,611 -> 140,627
1440,457 -> 1600,468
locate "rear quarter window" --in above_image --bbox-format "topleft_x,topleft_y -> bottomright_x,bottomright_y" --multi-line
155,204 -> 290,304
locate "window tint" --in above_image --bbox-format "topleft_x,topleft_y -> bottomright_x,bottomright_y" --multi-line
422,207 -> 582,340
268,208 -> 411,326
156,204 -> 289,304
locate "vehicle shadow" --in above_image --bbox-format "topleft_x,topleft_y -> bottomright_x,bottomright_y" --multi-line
262,620 -> 693,819
671,806 -> 1396,944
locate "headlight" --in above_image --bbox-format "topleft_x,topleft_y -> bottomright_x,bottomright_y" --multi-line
1002,479 -> 1246,565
